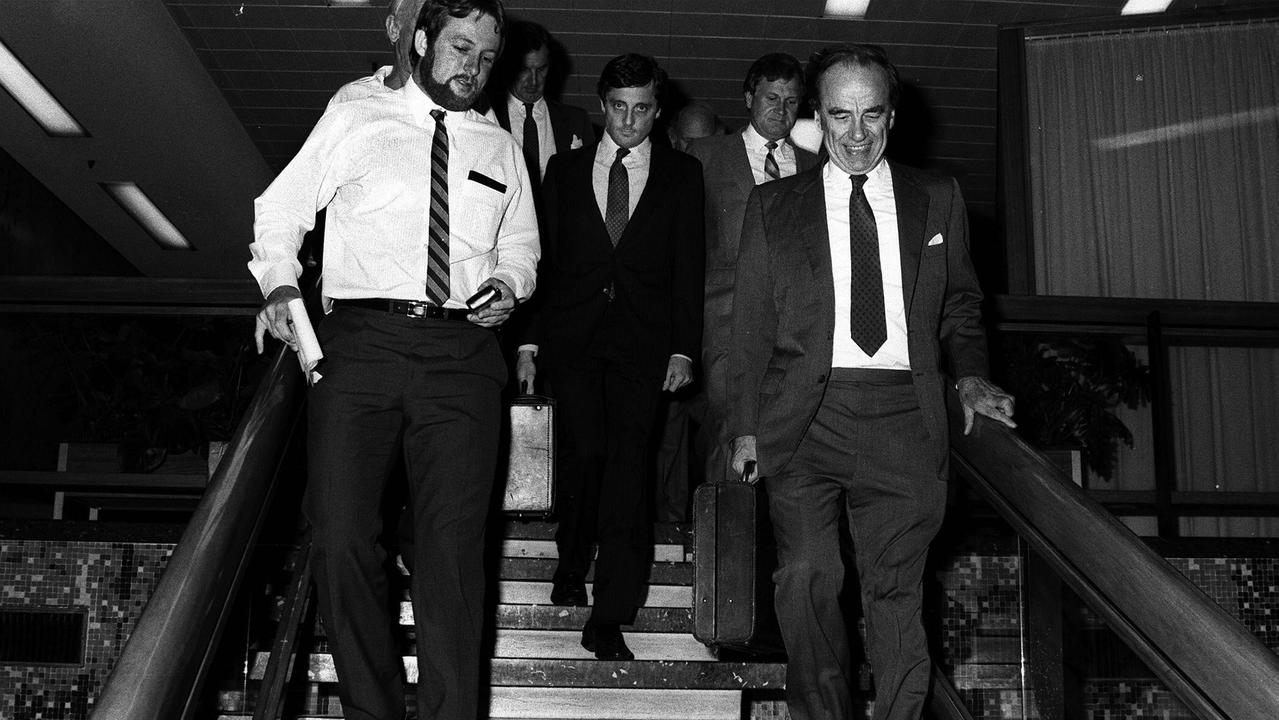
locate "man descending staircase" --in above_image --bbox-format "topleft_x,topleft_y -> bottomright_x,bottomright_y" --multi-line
226,519 -> 785,719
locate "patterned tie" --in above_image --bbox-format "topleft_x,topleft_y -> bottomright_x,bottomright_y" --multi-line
522,102 -> 540,187
848,174 -> 886,355
604,147 -> 630,246
425,109 -> 450,305
764,140 -> 781,181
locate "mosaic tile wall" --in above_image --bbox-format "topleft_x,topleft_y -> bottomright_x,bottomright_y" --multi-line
0,540 -> 174,720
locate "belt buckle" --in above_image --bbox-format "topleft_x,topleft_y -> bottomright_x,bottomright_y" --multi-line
408,302 -> 426,318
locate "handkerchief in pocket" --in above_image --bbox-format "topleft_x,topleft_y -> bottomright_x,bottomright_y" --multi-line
928,233 -> 944,246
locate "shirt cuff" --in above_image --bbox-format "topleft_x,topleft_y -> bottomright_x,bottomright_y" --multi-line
518,345 -> 538,355
671,353 -> 692,363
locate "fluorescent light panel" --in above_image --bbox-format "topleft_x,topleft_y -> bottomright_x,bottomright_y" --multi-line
0,37 -> 85,137
101,183 -> 194,251
1121,0 -> 1174,14
825,0 -> 872,18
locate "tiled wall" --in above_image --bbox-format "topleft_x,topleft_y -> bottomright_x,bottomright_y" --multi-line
0,540 -> 173,720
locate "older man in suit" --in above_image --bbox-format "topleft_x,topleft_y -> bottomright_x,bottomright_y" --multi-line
490,21 -> 594,188
687,52 -> 817,485
517,53 -> 704,660
726,45 -> 1014,720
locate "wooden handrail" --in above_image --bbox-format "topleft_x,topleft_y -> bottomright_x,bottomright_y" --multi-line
89,343 -> 305,720
949,388 -> 1279,720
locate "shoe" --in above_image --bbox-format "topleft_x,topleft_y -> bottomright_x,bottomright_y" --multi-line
581,622 -> 634,661
550,573 -> 588,606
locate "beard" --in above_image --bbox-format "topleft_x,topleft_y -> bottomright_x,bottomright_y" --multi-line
418,45 -> 482,112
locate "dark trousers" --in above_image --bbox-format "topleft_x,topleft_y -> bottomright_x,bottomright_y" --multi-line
548,341 -> 664,626
765,376 -> 946,720
305,307 -> 504,720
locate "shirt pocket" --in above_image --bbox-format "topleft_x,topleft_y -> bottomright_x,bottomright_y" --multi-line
449,181 -> 506,261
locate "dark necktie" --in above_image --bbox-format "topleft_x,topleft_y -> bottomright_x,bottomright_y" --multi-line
425,109 -> 450,305
764,140 -> 781,181
604,147 -> 630,246
522,102 -> 540,187
848,174 -> 886,355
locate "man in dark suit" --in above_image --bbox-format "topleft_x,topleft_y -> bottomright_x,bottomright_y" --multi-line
490,21 -> 594,189
725,45 -> 1015,720
517,53 -> 704,660
688,52 -> 818,485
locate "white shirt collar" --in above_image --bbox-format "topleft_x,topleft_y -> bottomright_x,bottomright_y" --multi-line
507,93 -> 547,117
823,156 -> 891,190
598,131 -> 652,164
743,122 -> 787,154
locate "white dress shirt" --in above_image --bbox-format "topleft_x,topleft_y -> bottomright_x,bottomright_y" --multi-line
591,133 -> 650,222
327,65 -> 393,108
824,159 -> 910,370
743,123 -> 797,184
507,94 -> 555,176
250,78 -> 540,310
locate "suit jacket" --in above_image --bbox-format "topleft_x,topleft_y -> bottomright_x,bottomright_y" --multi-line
725,160 -> 989,478
492,97 -> 595,161
526,142 -> 705,371
686,132 -> 818,445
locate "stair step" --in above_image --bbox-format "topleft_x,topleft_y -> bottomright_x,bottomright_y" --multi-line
493,628 -> 716,661
502,538 -> 687,563
489,687 -> 740,719
494,604 -> 693,633
502,521 -> 691,546
493,581 -> 691,608
499,556 -> 692,585
249,654 -> 784,689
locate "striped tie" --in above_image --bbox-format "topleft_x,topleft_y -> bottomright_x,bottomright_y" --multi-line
426,109 -> 450,305
764,140 -> 781,181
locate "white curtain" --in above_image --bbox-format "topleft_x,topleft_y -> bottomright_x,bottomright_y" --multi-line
1024,20 -> 1279,536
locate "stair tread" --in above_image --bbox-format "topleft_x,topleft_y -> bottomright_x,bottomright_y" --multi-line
500,538 -> 688,563
499,556 -> 692,584
503,521 -> 691,546
250,653 -> 784,688
494,604 -> 693,632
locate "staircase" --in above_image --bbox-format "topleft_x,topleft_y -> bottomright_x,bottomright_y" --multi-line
219,520 -> 786,719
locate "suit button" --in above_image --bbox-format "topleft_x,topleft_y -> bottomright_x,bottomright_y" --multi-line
816,375 -> 826,384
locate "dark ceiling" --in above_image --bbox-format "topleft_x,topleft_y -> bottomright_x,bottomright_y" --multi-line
0,0 -> 1244,282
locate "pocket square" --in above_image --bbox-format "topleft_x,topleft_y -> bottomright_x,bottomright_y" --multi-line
928,233 -> 944,246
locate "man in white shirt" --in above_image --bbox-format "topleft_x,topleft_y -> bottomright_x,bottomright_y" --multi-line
516,54 -> 704,661
726,45 -> 1015,720
687,53 -> 818,490
250,2 -> 537,718
489,21 -> 594,189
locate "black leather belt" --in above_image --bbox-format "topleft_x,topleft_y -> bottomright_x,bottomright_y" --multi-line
333,298 -> 472,322
830,368 -> 913,384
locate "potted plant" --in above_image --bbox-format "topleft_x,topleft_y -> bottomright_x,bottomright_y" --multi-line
995,335 -> 1151,483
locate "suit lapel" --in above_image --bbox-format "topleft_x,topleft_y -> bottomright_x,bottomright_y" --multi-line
548,102 -> 573,154
570,144 -> 612,250
793,168 -> 835,335
492,98 -> 511,132
890,161 -> 927,313
729,132 -> 755,195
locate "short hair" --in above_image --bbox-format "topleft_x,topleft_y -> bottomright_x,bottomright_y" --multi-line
596,53 -> 667,103
409,0 -> 506,67
806,44 -> 900,110
742,52 -> 805,96
504,20 -> 549,59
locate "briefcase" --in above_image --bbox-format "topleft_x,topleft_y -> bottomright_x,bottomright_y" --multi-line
502,394 -> 555,517
692,472 -> 784,654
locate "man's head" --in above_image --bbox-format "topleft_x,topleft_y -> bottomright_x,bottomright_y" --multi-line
597,54 -> 666,150
384,0 -> 427,82
410,0 -> 506,111
808,44 -> 898,176
667,102 -> 720,152
504,21 -> 551,104
743,53 -> 805,142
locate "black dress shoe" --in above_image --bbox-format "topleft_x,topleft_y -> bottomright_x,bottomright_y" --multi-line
581,622 -> 634,661
550,574 -> 588,606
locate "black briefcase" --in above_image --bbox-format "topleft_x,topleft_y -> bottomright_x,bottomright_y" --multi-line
692,469 -> 784,654
501,394 -> 555,517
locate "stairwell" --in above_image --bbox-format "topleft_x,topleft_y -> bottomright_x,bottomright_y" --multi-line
222,519 -> 785,719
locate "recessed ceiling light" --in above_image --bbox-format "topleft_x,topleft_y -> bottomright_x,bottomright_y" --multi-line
824,0 -> 872,18
101,183 -> 195,251
1121,0 -> 1175,15
0,38 -> 86,137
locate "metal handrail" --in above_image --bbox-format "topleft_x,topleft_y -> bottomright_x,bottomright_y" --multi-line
90,343 -> 305,719
948,388 -> 1279,720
